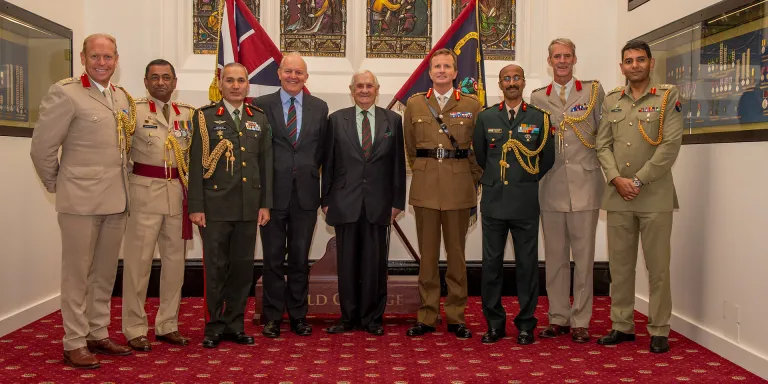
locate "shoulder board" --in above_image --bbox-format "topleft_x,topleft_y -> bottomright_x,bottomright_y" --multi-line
607,86 -> 623,95
460,92 -> 479,101
531,85 -> 548,94
245,103 -> 264,113
527,103 -> 550,115
199,103 -> 218,110
134,97 -> 148,103
656,84 -> 675,89
407,92 -> 427,101
580,79 -> 598,84
56,77 -> 79,86
174,101 -> 196,110
482,103 -> 500,112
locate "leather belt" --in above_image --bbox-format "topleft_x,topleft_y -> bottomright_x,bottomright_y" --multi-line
132,162 -> 179,179
416,148 -> 469,159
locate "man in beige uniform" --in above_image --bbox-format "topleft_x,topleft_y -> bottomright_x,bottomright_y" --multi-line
531,38 -> 605,343
403,48 -> 483,339
596,40 -> 682,354
121,59 -> 195,351
30,33 -> 134,369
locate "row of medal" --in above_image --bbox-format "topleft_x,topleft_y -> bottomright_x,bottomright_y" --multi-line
711,77 -> 736,94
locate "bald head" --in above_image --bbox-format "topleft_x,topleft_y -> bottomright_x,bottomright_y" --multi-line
498,64 -> 524,80
278,52 -> 308,96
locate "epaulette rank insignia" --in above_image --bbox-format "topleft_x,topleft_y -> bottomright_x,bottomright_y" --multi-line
608,86 -> 623,95
57,77 -> 79,86
134,97 -> 148,103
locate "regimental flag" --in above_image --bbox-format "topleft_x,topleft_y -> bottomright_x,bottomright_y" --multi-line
210,0 -> 283,102
388,0 -> 486,109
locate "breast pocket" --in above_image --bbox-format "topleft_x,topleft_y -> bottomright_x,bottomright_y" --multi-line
411,116 -> 434,143
449,119 -> 473,145
607,110 -> 627,136
246,131 -> 263,153
638,110 -> 661,142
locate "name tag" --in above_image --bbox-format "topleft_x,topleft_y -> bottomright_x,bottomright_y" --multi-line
610,108 -> 622,112
142,124 -> 158,129
213,126 -> 226,131
487,128 -> 502,133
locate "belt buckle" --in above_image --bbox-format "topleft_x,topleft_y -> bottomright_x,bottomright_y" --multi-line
435,147 -> 446,162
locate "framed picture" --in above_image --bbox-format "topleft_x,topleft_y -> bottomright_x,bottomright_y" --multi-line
0,0 -> 72,138
628,0 -> 651,11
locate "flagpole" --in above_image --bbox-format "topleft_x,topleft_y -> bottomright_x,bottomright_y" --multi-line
208,0 -> 226,102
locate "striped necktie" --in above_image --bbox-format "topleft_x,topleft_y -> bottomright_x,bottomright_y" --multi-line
287,97 -> 298,146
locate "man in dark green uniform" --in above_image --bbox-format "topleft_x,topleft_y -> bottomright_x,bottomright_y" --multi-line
473,64 -> 555,345
188,63 -> 273,348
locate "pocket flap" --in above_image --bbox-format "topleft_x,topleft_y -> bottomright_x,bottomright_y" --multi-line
411,116 -> 432,124
128,174 -> 154,186
581,156 -> 601,170
64,166 -> 104,179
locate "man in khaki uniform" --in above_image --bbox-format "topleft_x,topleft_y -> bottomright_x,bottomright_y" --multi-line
531,38 -> 605,343
595,40 -> 683,354
403,48 -> 483,339
121,60 -> 195,351
30,33 -> 134,369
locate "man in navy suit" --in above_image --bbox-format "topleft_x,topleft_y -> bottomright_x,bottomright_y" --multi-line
321,70 -> 406,335
253,52 -> 329,338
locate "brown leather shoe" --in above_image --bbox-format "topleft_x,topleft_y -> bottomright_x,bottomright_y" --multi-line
86,338 -> 132,356
571,327 -> 590,343
538,324 -> 571,338
63,347 -> 100,369
156,331 -> 190,346
128,336 -> 151,351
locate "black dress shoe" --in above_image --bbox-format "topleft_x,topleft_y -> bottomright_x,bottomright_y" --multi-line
447,324 -> 472,339
201,334 -> 221,348
365,324 -> 385,336
481,329 -> 506,344
222,332 -> 255,345
291,319 -> 312,336
262,321 -> 281,338
650,336 -> 670,353
326,323 -> 355,334
597,330 -> 635,345
517,329 -> 534,345
405,322 -> 436,337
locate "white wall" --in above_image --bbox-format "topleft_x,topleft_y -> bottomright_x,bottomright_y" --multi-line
0,0 -> 85,336
614,0 -> 768,379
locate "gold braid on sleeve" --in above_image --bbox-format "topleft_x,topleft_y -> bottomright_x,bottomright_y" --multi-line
637,88 -> 672,146
499,113 -> 550,177
197,110 -> 234,178
115,86 -> 137,154
559,81 -> 599,151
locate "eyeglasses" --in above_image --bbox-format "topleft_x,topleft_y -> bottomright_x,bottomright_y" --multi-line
501,75 -> 524,83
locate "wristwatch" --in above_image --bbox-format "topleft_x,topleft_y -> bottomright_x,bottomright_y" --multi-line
632,176 -> 643,187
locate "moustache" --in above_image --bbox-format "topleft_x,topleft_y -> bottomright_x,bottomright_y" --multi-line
506,86 -> 520,91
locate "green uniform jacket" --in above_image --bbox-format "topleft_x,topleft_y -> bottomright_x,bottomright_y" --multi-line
473,101 -> 556,220
596,83 -> 682,212
188,101 -> 273,221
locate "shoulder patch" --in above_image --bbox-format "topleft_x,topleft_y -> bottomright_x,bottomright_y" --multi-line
56,77 -> 79,86
174,101 -> 196,110
607,86 -> 623,95
531,85 -> 548,94
245,103 -> 264,113
134,97 -> 148,103
527,103 -> 550,115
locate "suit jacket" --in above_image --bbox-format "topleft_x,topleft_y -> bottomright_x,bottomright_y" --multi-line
403,89 -> 483,211
531,79 -> 606,212
253,90 -> 329,211
128,98 -> 195,216
187,101 -> 273,221
473,101 -> 556,220
596,82 -> 683,212
321,106 -> 406,226
30,74 -> 132,215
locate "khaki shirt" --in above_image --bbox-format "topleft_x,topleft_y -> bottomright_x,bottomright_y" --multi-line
596,82 -> 683,212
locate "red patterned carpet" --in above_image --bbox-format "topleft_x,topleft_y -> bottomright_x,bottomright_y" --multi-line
0,296 -> 764,383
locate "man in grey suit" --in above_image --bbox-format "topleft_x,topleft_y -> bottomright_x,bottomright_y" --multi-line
30,33 -> 133,369
253,52 -> 329,338
531,38 -> 605,343
321,70 -> 406,336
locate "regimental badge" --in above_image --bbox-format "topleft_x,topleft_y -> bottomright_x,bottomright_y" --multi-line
675,100 -> 682,112
524,133 -> 532,142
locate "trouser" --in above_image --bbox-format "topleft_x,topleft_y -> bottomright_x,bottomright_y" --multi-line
606,211 -> 673,337
541,209 -> 599,328
413,206 -> 470,326
58,212 -> 127,351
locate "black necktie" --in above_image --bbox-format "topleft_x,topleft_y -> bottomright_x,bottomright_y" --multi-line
509,109 -> 515,123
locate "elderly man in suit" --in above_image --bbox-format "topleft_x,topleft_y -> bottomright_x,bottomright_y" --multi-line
253,52 -> 329,338
596,40 -> 683,354
473,63 -> 555,345
30,33 -> 134,369
188,62 -> 273,349
321,70 -> 406,336
530,38 -> 605,344
121,59 -> 195,351
403,48 -> 483,339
